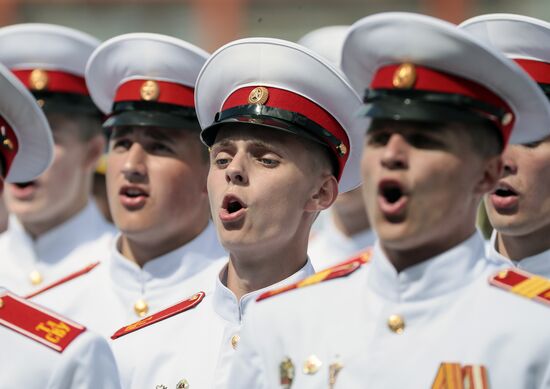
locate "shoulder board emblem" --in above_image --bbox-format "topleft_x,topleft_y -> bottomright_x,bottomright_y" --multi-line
489,268 -> 550,307
0,291 -> 86,353
431,362 -> 489,389
25,262 -> 101,299
256,250 -> 371,302
111,291 -> 205,340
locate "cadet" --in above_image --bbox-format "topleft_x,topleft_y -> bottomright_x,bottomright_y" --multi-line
0,61 -> 121,389
298,25 -> 376,269
227,13 -> 550,388
0,24 -> 115,295
460,14 -> 550,277
32,33 -> 226,337
109,37 -> 364,388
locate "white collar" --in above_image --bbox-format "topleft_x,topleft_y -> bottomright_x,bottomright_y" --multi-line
212,258 -> 316,324
488,230 -> 550,276
109,222 -> 226,290
368,232 -> 494,302
6,201 -> 113,263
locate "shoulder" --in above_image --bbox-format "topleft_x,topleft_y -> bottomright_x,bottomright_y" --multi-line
256,250 -> 372,303
0,291 -> 87,353
111,291 -> 206,340
488,267 -> 550,309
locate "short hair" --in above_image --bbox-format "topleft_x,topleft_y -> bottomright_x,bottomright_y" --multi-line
296,136 -> 337,178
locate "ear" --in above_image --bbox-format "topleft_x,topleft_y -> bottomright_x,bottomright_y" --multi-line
83,134 -> 107,172
304,174 -> 339,213
474,155 -> 502,195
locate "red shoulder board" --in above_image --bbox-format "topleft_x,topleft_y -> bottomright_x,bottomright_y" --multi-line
489,268 -> 550,307
25,262 -> 101,299
431,362 -> 489,389
0,291 -> 86,353
256,250 -> 371,302
111,291 -> 205,340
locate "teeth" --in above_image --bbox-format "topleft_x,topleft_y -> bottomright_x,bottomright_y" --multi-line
125,188 -> 143,196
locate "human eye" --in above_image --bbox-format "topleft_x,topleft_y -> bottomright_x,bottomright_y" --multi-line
212,151 -> 232,168
110,138 -> 131,151
258,156 -> 280,167
366,131 -> 391,146
406,133 -> 444,149
521,141 -> 542,149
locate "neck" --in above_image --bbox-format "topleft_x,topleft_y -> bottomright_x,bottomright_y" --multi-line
496,227 -> 550,261
22,196 -> 89,239
382,226 -> 476,273
331,207 -> 370,237
225,239 -> 309,301
119,219 -> 209,267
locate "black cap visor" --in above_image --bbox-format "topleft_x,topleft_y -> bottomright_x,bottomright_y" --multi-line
200,104 -> 340,150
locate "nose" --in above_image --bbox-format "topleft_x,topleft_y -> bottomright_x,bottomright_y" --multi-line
502,145 -> 519,176
381,133 -> 409,170
121,143 -> 147,181
225,153 -> 249,185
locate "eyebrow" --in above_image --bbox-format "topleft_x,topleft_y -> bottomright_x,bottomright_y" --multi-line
212,138 -> 281,151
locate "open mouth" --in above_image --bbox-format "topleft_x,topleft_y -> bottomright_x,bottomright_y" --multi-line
377,179 -> 408,220
119,185 -> 149,209
15,181 -> 35,189
381,183 -> 403,204
493,186 -> 518,198
220,194 -> 247,223
120,186 -> 148,198
223,195 -> 246,213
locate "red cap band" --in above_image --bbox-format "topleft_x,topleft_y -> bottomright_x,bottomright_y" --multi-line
114,79 -> 195,108
0,116 -> 20,178
514,59 -> 550,85
12,69 -> 88,95
222,86 -> 350,181
371,64 -> 514,144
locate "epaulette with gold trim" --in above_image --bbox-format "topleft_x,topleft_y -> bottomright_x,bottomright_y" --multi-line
25,262 -> 101,299
0,291 -> 86,352
431,363 -> 489,389
111,291 -> 205,340
489,268 -> 550,307
256,250 -> 371,302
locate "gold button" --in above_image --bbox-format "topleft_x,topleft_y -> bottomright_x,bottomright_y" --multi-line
140,80 -> 160,101
501,112 -> 513,126
392,63 -> 416,89
303,354 -> 322,375
388,314 -> 405,334
248,86 -> 269,105
231,334 -> 240,350
176,379 -> 189,389
133,299 -> 149,317
497,269 -> 509,279
29,69 -> 49,91
336,143 -> 347,156
36,99 -> 45,108
29,270 -> 43,285
0,298 -> 4,309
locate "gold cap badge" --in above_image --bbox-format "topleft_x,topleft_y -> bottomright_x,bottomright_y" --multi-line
29,69 -> 49,91
248,86 -> 269,105
140,80 -> 160,101
392,63 -> 416,89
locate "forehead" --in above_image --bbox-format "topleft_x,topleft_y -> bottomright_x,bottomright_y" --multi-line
110,125 -> 192,141
213,124 -> 304,149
